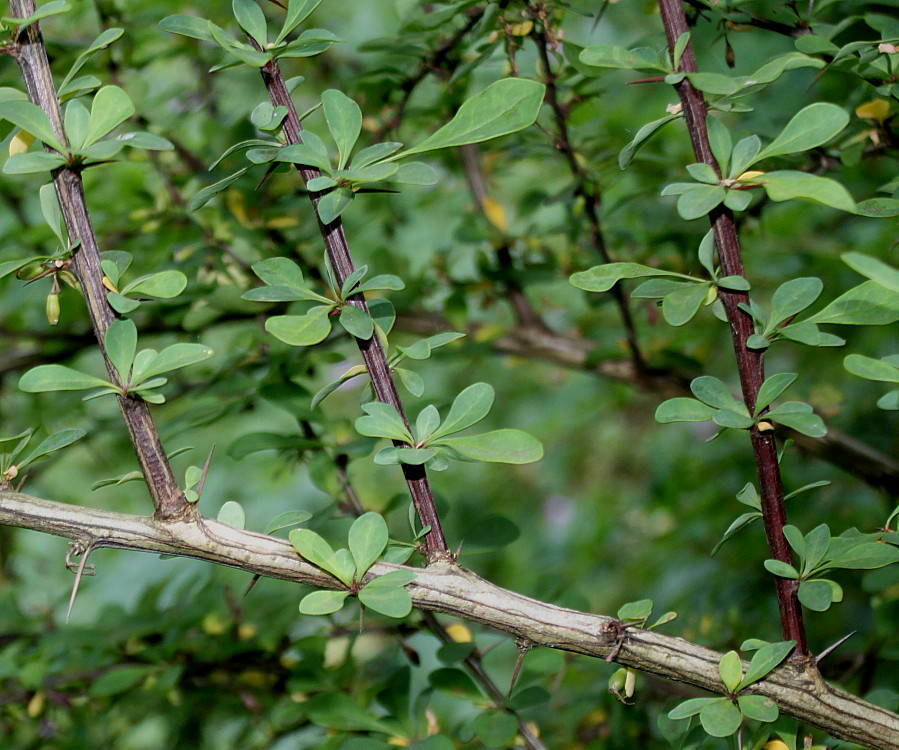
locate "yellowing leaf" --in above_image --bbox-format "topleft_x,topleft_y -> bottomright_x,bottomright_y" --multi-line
737,170 -> 765,182
508,20 -> 533,36
9,128 -> 35,156
482,195 -> 508,232
26,691 -> 44,718
226,188 -> 252,228
855,99 -> 890,123
266,216 -> 299,229
764,742 -> 790,750
445,622 -> 473,642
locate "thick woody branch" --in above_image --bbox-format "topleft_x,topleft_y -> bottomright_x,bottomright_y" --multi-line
1,491 -> 897,750
7,0 -> 188,520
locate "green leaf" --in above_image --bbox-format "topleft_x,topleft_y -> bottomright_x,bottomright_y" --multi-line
374,447 -> 437,465
84,86 -> 135,147
116,131 -> 174,151
757,103 -> 849,160
0,100 -> 64,151
711,512 -> 762,555
59,27 -> 124,94
765,277 -> 823,333
854,198 -> 899,218
3,1 -> 70,30
718,651 -> 743,693
105,318 -> 137,385
767,410 -> 826,438
728,135 -> 762,177
339,304 -> 374,339
655,397 -> 715,422
760,171 -> 856,213
216,500 -> 246,529
579,45 -> 664,71
738,641 -> 795,689
570,262 -> 689,292
699,699 -> 742,738
316,187 -> 354,224
277,28 -> 337,58
668,697 -> 718,720
263,510 -> 313,535
400,79 -> 544,157
252,257 -> 306,289
675,185 -> 726,220
706,117 -> 731,176
618,114 -> 679,169
232,0 -> 267,46
19,365 -> 112,393
415,405 -> 441,444
276,0 -> 323,44
798,579 -> 835,611
289,528 -> 352,585
275,142 -> 332,171
322,89 -> 362,171
683,72 -> 738,96
712,408 -> 755,429
828,542 -> 899,570
355,274 -> 405,293
430,382 -> 494,439
299,589 -> 349,615
130,343 -> 212,386
355,401 -> 413,443
348,512 -> 389,576
189,168 -> 249,211
691,376 -> 741,410
755,373 -> 797,415
745,52 -> 823,88
661,282 -> 708,326
436,429 -> 543,464
265,306 -> 333,346
806,281 -> 899,326
39,182 -> 66,247
617,599 -> 652,620
17,428 -> 85,470
120,270 -> 188,299
390,161 -> 438,185
841,252 -> 899,293
3,152 -> 67,174
89,666 -> 153,697
358,571 -> 415,618
472,711 -> 519,748
764,559 -> 799,579
737,694 -> 779,723
64,99 -> 90,149
844,354 -> 899,383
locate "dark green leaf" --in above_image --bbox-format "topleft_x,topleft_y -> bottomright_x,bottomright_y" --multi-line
579,44 -> 664,70
764,559 -> 799,578
807,281 -> 899,326
0,100 -> 64,151
263,510 -> 313,535
431,382 -> 494,439
276,0 -> 323,44
322,89 -> 362,170
570,262 -> 688,292
17,429 -> 85,470
758,103 -> 849,160
755,373 -> 797,415
699,698 -> 742,737
662,282 -> 708,326
473,711 -> 518,748
738,641 -> 795,689
737,694 -> 779,722
339,304 -> 374,339
232,0 -> 267,46
104,318 -> 137,385
841,252 -> 899,293
19,365 -> 112,393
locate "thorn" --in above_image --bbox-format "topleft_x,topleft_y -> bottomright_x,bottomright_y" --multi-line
815,631 -> 856,665
256,163 -> 279,190
65,542 -> 97,623
196,444 -> 215,502
243,573 -> 261,598
507,637 -> 533,699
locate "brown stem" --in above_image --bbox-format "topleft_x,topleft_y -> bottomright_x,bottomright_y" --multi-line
527,5 -> 645,375
7,0 -> 189,521
255,55 -> 448,560
656,0 -> 807,655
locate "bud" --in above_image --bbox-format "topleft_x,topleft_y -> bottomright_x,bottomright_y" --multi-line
46,292 -> 60,325
58,270 -> 80,289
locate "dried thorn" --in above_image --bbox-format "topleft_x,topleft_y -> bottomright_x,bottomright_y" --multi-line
14,475 -> 26,491
196,444 -> 215,502
627,76 -> 667,84
243,573 -> 261,598
65,542 -> 97,623
453,540 -> 464,560
508,637 -> 533,698
816,630 -> 857,665
604,620 -> 627,663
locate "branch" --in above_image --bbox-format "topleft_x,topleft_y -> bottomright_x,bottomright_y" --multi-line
1,491 -> 897,750
254,52 -> 448,560
656,0 -> 808,655
7,0 -> 189,520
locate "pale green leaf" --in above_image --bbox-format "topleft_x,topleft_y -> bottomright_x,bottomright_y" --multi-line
436,429 -> 543,464
85,86 -> 135,147
348,512 -> 389,576
216,500 -> 246,529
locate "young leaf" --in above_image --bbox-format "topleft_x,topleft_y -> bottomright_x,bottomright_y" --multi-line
763,559 -> 799,579
570,262 -> 690,293
355,402 -> 413,443
129,343 -> 213,386
263,510 -> 313,535
755,373 -> 797,415
289,528 -> 352,585
216,500 -> 246,529
415,405 -> 441,444
265,306 -> 333,346
699,699 -> 742,738
430,382 -> 495,439
338,304 -> 374,340
348,512 -> 389,576
655,397 -> 716,422
728,135 -> 762,177
19,365 -> 113,393
668,697 -> 718,720
233,0 -> 267,47
765,277 -> 824,333
17,429 -> 86,470
618,114 -> 680,169
322,89 -> 362,171
120,270 -> 188,299
435,429 -> 543,464
84,86 -> 135,147
661,283 -> 708,326
275,0 -> 323,45
358,571 -> 414,618
104,318 -> 137,385
399,79 -> 544,157
757,103 -> 849,160
737,640 -> 795,690
300,589 -> 349,615
690,376 -> 740,410
718,651 -> 743,693
760,172 -> 856,214
59,28 -> 125,94
316,187 -> 354,224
